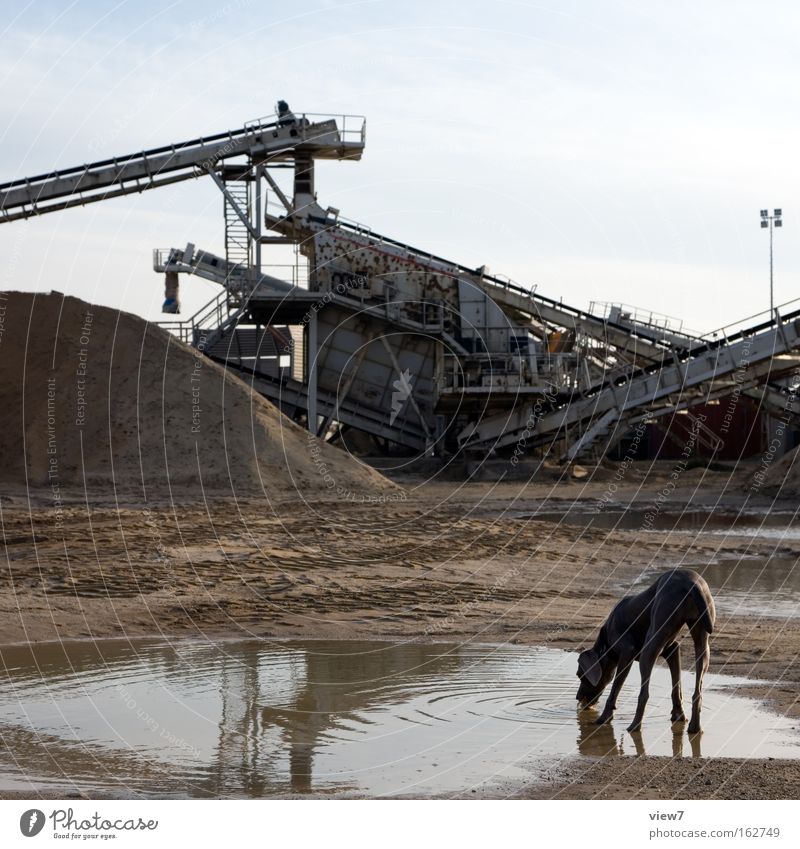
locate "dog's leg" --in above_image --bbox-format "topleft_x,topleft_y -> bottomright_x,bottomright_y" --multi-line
662,642 -> 685,723
596,646 -> 634,725
688,626 -> 710,734
627,627 -> 670,732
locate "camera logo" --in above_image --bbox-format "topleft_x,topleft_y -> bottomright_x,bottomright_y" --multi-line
19,809 -> 46,837
390,369 -> 413,425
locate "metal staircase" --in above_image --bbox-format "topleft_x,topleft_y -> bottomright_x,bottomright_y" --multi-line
158,289 -> 243,347
223,179 -> 252,289
564,410 -> 619,462
661,410 -> 725,456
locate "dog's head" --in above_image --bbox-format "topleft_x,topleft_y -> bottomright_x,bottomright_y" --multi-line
576,633 -> 615,708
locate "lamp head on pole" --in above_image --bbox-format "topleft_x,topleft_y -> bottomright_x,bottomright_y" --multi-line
759,208 -> 783,227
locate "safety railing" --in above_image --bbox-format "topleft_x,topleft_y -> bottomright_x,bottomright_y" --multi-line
153,245 -> 256,290
153,247 -> 186,273
589,301 -> 690,334
158,290 -> 233,346
487,273 -> 538,296
700,294 -> 800,342
261,263 -> 309,288
244,112 -> 366,147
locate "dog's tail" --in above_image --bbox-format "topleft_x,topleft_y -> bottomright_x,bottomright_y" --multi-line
691,583 -> 715,634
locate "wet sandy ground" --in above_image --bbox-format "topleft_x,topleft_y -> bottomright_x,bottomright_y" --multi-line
1,463 -> 799,798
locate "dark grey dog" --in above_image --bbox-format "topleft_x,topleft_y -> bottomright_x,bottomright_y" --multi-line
576,568 -> 715,734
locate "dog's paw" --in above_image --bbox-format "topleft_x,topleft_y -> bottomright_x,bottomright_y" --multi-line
687,723 -> 702,735
626,721 -> 642,733
671,712 -> 687,723
594,714 -> 612,726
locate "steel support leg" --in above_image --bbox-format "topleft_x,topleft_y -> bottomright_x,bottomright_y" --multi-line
307,310 -> 318,434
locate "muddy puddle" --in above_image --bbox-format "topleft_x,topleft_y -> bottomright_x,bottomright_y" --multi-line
632,557 -> 800,619
0,640 -> 798,798
522,506 -> 800,539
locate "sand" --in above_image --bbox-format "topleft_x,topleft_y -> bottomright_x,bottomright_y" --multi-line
1,469 -> 799,799
0,291 -> 390,499
758,441 -> 800,498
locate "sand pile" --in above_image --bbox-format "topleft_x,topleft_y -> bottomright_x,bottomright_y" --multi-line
0,291 -> 392,498
753,442 -> 800,498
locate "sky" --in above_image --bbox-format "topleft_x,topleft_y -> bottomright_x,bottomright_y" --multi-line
1,0 -> 799,332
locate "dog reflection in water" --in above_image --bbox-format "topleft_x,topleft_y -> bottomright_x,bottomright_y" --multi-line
576,712 -> 622,756
577,712 -> 702,757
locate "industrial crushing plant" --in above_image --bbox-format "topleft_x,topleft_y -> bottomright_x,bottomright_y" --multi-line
3,103 -> 800,464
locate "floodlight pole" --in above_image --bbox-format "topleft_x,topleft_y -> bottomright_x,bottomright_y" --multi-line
770,220 -> 774,317
760,208 -> 782,319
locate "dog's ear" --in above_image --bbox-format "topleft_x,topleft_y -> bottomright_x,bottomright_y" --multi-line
578,649 -> 602,687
